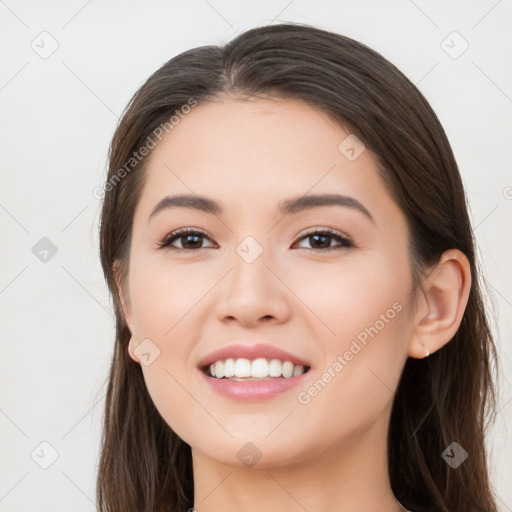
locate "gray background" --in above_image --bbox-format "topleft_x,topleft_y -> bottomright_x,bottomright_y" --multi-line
0,0 -> 511,510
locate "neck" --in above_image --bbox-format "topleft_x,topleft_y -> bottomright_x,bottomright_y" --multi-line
191,411 -> 405,512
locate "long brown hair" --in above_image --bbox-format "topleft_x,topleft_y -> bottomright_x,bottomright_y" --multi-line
96,22 -> 499,512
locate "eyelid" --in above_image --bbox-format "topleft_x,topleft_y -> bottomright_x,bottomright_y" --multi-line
292,226 -> 354,249
295,226 -> 351,241
158,226 -> 355,250
157,227 -> 216,250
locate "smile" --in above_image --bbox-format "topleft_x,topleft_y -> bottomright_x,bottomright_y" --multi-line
204,357 -> 310,380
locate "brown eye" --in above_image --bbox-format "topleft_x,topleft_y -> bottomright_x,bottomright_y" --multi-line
158,229 -> 216,250
293,228 -> 354,251
157,227 -> 354,252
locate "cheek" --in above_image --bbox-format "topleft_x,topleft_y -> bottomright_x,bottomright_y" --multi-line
287,254 -> 410,423
284,250 -> 410,345
125,256 -> 219,437
127,255 -> 207,338
294,300 -> 410,445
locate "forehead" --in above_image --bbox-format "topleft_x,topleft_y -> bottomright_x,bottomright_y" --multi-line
155,96 -> 352,167
136,97 -> 393,222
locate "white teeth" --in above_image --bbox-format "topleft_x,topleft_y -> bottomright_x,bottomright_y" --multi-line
206,357 -> 308,379
293,364 -> 304,376
268,358 -> 283,377
215,360 -> 224,378
223,358 -> 235,377
251,358 -> 269,378
282,361 -> 294,378
234,358 -> 252,377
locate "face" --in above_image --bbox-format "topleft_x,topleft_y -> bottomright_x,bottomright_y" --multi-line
121,96 -> 416,468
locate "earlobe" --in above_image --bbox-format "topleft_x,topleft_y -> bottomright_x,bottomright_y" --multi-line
408,249 -> 471,359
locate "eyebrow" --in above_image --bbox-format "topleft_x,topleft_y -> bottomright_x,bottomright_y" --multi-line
148,193 -> 374,222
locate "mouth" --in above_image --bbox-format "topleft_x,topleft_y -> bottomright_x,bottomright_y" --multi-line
201,358 -> 312,381
196,343 -> 313,400
198,358 -> 312,402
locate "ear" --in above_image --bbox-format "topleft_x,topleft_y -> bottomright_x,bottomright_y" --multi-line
113,260 -> 134,334
408,249 -> 471,358
113,261 -> 141,364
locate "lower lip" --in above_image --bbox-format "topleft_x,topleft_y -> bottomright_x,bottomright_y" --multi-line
198,368 -> 310,401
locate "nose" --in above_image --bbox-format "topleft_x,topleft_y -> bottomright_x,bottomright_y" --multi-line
214,250 -> 292,328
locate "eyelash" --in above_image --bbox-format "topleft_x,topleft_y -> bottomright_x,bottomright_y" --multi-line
157,227 -> 355,252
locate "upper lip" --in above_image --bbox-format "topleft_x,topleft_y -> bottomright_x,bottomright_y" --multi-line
197,343 -> 311,369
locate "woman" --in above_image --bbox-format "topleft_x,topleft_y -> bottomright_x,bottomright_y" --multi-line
96,22 -> 499,512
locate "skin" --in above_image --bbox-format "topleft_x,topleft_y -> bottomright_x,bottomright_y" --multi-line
118,96 -> 471,512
